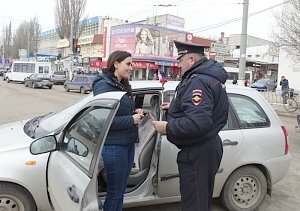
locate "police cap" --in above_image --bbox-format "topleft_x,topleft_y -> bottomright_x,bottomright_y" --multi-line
174,40 -> 210,60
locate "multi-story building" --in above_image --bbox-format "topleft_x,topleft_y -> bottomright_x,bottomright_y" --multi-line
221,33 -> 279,83
38,14 -> 215,80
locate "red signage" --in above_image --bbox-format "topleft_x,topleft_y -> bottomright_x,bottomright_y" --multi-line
132,61 -> 158,69
90,60 -> 107,68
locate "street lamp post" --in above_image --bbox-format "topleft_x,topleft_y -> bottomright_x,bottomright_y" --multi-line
238,0 -> 249,85
153,4 -> 177,25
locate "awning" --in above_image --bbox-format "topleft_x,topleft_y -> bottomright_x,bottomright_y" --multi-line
90,60 -> 107,68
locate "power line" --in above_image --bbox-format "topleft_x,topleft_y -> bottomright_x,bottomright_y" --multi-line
189,0 -> 290,34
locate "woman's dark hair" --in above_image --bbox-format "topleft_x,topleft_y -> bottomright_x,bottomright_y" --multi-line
105,50 -> 132,94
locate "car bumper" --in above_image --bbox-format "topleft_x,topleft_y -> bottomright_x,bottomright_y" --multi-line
35,81 -> 53,87
264,153 -> 291,185
53,79 -> 66,84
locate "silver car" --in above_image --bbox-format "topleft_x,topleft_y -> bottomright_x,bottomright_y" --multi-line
0,81 -> 291,211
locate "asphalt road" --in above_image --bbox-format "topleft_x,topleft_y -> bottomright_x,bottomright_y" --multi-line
0,77 -> 299,211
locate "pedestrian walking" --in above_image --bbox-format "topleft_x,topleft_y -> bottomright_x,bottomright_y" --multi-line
92,50 -> 144,211
151,41 -> 229,211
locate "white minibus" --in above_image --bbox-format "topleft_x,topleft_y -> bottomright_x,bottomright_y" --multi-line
5,61 -> 52,83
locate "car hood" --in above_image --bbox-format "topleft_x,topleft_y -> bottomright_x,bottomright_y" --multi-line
251,83 -> 265,88
0,120 -> 33,152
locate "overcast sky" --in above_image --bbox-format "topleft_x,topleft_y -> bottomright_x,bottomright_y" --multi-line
1,0 -> 284,41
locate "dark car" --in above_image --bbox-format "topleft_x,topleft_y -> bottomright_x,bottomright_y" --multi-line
24,73 -> 54,89
250,79 -> 277,91
64,74 -> 95,94
0,68 -> 7,76
52,71 -> 67,85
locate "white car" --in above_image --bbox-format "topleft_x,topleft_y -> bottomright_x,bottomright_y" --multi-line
0,81 -> 291,211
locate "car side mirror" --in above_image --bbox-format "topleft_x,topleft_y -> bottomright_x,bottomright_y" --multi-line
30,135 -> 57,155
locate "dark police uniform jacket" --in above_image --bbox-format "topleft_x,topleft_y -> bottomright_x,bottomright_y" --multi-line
92,72 -> 138,145
166,57 -> 229,149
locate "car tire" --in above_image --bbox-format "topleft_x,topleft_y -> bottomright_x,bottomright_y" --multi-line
64,85 -> 69,92
220,166 -> 267,211
0,182 -> 37,211
80,87 -> 86,94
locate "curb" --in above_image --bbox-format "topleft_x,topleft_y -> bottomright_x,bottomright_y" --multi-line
275,110 -> 298,118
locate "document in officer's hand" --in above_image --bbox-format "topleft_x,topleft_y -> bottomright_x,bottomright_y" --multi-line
149,113 -> 157,121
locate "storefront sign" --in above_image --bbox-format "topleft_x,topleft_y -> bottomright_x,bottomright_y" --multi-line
57,39 -> 70,48
132,61 -> 158,69
78,35 -> 94,45
90,60 -> 107,68
80,44 -> 104,57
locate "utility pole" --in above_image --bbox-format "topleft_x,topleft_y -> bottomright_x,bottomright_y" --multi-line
2,44 -> 5,68
27,29 -> 30,60
238,0 -> 249,85
153,4 -> 177,25
69,0 -> 73,80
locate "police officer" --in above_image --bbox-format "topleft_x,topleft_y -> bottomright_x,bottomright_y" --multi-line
151,40 -> 229,211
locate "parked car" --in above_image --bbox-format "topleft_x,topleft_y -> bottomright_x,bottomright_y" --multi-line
0,68 -> 7,76
52,71 -> 67,85
250,78 -> 277,91
0,82 -> 291,211
64,74 -> 95,94
2,69 -> 10,81
24,73 -> 53,89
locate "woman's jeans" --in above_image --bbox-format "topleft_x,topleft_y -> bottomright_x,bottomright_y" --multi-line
102,144 -> 135,211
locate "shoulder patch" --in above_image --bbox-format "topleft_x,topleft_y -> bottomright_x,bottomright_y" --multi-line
192,89 -> 202,105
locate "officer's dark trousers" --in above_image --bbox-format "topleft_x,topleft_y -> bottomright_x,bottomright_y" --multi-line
177,136 -> 223,211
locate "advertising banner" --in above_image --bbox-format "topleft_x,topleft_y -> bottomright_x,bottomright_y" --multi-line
110,24 -> 185,59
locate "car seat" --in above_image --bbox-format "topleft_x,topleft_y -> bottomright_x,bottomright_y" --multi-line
99,95 -> 160,188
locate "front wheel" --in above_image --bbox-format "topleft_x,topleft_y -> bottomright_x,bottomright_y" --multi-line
64,85 -> 69,92
284,98 -> 298,112
220,166 -> 267,211
80,87 -> 86,94
0,183 -> 37,211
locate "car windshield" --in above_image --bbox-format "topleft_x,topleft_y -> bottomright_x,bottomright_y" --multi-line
24,94 -> 93,138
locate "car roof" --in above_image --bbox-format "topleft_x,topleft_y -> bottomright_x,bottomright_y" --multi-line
130,80 -> 179,91
130,80 -> 257,95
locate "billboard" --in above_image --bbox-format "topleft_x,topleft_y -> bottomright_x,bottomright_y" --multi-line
110,24 -> 185,59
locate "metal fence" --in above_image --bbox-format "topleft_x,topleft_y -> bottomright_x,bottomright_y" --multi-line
259,89 -> 300,113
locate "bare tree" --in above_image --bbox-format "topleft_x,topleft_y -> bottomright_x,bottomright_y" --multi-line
1,22 -> 13,60
12,17 -> 41,59
55,0 -> 87,51
273,0 -> 300,58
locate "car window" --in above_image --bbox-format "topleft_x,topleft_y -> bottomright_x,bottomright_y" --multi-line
61,107 -> 111,172
229,94 -> 270,129
133,93 -> 160,115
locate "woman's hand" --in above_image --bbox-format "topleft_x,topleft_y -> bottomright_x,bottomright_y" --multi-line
132,113 -> 144,125
160,102 -> 170,111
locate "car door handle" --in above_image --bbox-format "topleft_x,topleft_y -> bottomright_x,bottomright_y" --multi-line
222,139 -> 238,146
67,185 -> 80,203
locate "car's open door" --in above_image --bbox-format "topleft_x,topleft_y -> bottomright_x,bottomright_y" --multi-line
46,92 -> 125,211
